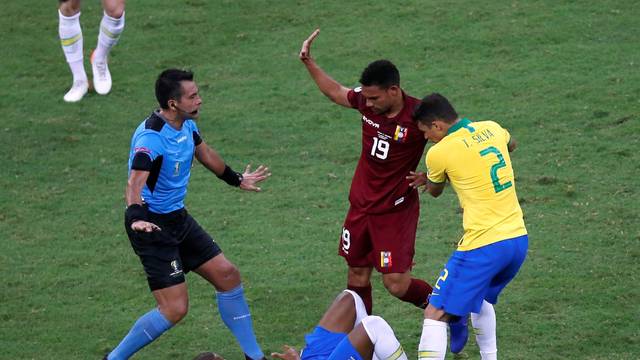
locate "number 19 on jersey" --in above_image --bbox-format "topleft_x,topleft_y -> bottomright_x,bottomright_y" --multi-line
371,137 -> 389,160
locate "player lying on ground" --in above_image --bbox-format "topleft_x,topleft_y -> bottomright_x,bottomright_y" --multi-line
271,290 -> 408,360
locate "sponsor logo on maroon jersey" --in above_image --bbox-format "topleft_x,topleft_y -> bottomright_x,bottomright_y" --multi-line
362,115 -> 380,129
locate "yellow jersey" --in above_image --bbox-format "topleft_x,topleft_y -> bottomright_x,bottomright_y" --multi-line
426,118 -> 527,251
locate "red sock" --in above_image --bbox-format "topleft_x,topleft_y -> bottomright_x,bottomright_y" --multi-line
347,283 -> 372,314
399,278 -> 433,309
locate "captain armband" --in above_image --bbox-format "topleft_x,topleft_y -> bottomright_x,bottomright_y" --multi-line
125,203 -> 148,224
217,165 -> 243,187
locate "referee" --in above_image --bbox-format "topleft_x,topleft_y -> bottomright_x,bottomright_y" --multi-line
105,69 -> 270,360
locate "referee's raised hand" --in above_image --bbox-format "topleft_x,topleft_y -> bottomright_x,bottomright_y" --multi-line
239,164 -> 271,192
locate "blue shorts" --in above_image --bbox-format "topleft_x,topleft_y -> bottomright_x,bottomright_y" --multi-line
301,326 -> 362,360
429,234 -> 528,316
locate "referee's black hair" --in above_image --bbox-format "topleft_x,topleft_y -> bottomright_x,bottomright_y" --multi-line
412,93 -> 458,125
155,69 -> 194,109
359,60 -> 400,89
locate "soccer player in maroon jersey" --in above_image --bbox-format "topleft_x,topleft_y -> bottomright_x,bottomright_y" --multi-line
299,28 -> 433,312
299,29 -> 469,354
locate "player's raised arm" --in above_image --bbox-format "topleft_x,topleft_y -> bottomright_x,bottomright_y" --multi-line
299,29 -> 351,108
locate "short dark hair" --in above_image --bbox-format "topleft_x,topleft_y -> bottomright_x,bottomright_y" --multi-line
155,69 -> 194,109
412,93 -> 458,124
359,60 -> 400,89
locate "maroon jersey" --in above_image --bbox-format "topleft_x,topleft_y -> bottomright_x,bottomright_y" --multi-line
347,88 -> 427,214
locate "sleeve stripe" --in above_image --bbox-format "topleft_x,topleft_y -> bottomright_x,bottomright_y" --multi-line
131,152 -> 153,171
193,131 -> 202,146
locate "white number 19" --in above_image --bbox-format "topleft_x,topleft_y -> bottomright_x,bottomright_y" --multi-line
370,137 -> 389,159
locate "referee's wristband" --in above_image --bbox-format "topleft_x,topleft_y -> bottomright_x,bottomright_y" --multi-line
217,165 -> 243,187
125,203 -> 148,224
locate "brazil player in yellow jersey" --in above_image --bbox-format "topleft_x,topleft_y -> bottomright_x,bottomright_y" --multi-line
410,93 -> 528,360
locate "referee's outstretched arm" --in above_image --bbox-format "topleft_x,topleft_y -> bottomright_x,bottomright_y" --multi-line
195,141 -> 271,192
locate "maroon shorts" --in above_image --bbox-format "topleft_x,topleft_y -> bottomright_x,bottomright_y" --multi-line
338,198 -> 419,273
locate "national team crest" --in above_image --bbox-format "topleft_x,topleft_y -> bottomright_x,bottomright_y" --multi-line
393,125 -> 408,142
380,251 -> 393,268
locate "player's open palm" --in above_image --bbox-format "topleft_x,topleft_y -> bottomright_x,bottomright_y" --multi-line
271,345 -> 300,360
299,28 -> 320,61
240,164 -> 271,192
407,170 -> 428,191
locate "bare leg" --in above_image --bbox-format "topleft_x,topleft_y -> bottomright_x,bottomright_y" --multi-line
383,271 -> 433,309
381,271 -> 411,297
59,0 -> 81,17
347,266 -> 372,287
152,282 -> 189,323
194,253 -> 241,291
317,291 -> 357,333
347,325 -> 374,359
101,0 -> 125,18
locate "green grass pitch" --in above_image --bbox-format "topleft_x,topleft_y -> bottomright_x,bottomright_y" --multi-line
0,1 -> 638,359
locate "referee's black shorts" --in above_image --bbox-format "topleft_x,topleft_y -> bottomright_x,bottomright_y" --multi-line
125,207 -> 222,291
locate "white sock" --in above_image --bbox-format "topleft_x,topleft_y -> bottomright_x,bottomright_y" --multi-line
418,319 -> 447,360
93,11 -> 125,63
361,316 -> 408,360
58,10 -> 87,83
471,301 -> 497,360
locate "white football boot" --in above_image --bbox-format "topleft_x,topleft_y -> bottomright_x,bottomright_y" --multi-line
63,79 -> 89,102
91,51 -> 112,95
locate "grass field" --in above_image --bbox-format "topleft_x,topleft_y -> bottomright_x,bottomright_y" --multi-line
1,1 -> 639,359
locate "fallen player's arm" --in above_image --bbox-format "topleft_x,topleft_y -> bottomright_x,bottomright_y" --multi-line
271,345 -> 301,360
